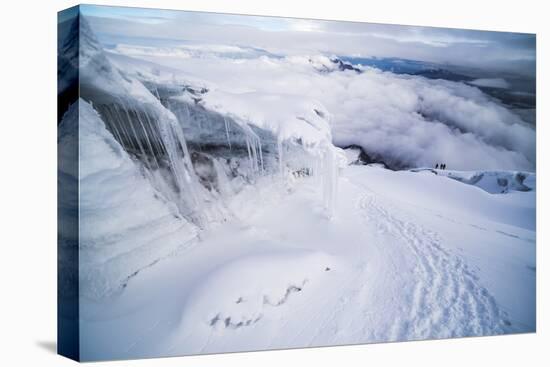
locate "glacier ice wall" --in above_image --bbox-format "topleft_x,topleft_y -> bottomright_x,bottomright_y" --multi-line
77,100 -> 199,299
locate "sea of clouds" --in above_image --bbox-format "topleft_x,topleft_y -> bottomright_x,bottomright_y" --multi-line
109,45 -> 536,172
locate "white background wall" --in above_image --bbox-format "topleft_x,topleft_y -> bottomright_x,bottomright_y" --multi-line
0,0 -> 547,365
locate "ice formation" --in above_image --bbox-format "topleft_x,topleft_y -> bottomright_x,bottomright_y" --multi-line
89,18 -> 338,220
62,100 -> 198,299
66,17 -> 343,298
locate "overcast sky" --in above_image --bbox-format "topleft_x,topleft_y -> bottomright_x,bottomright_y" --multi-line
79,5 -> 536,77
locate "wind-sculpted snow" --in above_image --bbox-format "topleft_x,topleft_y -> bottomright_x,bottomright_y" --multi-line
108,45 -> 535,171
177,250 -> 335,337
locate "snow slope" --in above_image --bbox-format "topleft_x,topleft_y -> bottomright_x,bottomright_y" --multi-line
79,164 -> 535,360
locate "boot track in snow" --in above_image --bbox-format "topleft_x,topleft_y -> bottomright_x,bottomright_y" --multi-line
357,190 -> 512,340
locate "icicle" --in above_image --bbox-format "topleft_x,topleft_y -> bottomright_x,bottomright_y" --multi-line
114,105 -> 138,152
154,86 -> 161,101
257,137 -> 264,173
245,136 -> 253,171
113,104 -> 139,155
101,105 -> 124,148
109,108 -> 126,148
118,100 -> 151,171
251,136 -> 258,172
156,113 -> 203,224
135,109 -> 161,170
223,116 -> 232,150
142,106 -> 167,157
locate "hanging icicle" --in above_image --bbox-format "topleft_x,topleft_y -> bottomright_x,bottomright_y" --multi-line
223,116 -> 232,150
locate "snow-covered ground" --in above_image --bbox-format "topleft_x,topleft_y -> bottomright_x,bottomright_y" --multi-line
78,163 -> 535,360
58,13 -> 536,361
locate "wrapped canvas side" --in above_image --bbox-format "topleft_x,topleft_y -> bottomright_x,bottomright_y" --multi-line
57,5 -> 80,362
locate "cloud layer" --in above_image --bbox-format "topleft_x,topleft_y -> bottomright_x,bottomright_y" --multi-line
108,48 -> 536,171
82,5 -> 536,77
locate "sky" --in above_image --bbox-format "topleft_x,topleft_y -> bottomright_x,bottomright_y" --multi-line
79,5 -> 536,78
